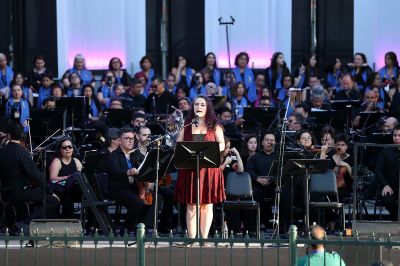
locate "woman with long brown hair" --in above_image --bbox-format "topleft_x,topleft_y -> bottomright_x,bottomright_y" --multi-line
175,95 -> 225,239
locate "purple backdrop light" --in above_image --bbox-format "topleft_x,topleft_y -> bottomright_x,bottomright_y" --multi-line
217,51 -> 273,69
67,50 -> 127,70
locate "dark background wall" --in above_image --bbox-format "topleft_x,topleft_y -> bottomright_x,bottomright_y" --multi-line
316,0 -> 354,72
0,0 -> 352,78
0,0 -> 58,76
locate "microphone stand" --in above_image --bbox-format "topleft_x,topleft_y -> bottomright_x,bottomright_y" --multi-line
32,128 -> 61,218
127,118 -> 198,246
271,92 -> 293,239
218,16 -> 235,71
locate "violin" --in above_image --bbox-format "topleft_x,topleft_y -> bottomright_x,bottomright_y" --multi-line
333,153 -> 350,189
137,181 -> 153,205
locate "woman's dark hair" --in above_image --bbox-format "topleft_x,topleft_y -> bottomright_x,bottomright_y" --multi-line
33,54 -> 46,64
240,134 -> 258,160
269,52 -> 290,89
185,95 -> 219,130
68,72 -> 82,84
11,72 -> 26,87
190,71 -> 204,87
203,52 -> 217,68
385,51 -> 399,68
354,52 -> 368,64
303,53 -> 319,78
324,57 -> 341,74
55,137 -> 76,158
234,52 -> 249,66
232,81 -> 247,97
174,54 -> 191,68
139,55 -> 154,70
108,57 -> 123,70
82,84 -> 102,112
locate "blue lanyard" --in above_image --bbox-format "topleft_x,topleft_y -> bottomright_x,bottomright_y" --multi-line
126,157 -> 132,169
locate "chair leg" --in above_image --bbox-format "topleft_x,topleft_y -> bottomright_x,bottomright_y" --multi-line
341,205 -> 345,234
221,204 -> 225,237
256,205 -> 260,239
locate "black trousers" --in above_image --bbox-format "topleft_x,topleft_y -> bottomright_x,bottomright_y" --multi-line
252,184 -> 276,228
4,187 -> 60,224
108,188 -> 154,232
381,191 -> 399,221
280,181 -> 304,232
158,186 -> 174,231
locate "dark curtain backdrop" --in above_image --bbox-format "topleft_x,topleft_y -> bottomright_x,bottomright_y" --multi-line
0,0 -> 353,78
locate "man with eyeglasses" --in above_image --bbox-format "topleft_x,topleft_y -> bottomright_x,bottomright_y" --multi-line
145,76 -> 177,114
108,128 -> 152,234
246,131 -> 277,232
0,122 -> 60,234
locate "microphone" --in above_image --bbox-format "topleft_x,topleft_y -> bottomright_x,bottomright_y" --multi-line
194,114 -> 199,127
288,88 -> 302,92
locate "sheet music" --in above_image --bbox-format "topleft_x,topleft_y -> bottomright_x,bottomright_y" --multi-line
137,151 -> 149,172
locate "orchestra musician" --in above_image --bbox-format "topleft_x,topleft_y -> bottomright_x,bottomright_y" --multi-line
246,131 -> 277,231
375,125 -> 400,221
132,126 -> 174,234
280,130 -> 320,232
48,137 -> 83,219
0,122 -> 60,234
108,128 -> 153,234
174,95 -> 225,239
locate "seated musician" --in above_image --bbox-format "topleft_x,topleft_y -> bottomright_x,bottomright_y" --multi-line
132,126 -> 173,234
280,130 -> 319,232
96,127 -> 121,174
375,125 -> 400,221
220,136 -> 245,234
246,131 -> 276,230
0,122 -> 59,233
49,137 -> 83,219
321,133 -> 352,232
326,134 -> 352,198
320,126 -> 336,159
108,128 -> 153,234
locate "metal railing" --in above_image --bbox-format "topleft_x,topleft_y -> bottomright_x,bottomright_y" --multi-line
1,224 -> 400,266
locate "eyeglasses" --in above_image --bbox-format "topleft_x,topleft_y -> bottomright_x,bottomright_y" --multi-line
61,145 -> 73,150
124,137 -> 135,142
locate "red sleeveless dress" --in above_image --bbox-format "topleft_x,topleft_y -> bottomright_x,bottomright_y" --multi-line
174,127 -> 226,204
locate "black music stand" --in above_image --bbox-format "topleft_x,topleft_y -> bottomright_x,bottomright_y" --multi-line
30,108 -> 66,142
136,145 -> 174,236
243,107 -> 279,130
174,141 -> 221,238
56,96 -> 88,128
309,110 -> 347,132
284,159 -> 329,229
105,109 -> 132,128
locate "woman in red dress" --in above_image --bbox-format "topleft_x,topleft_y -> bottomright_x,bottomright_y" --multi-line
175,95 -> 225,239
